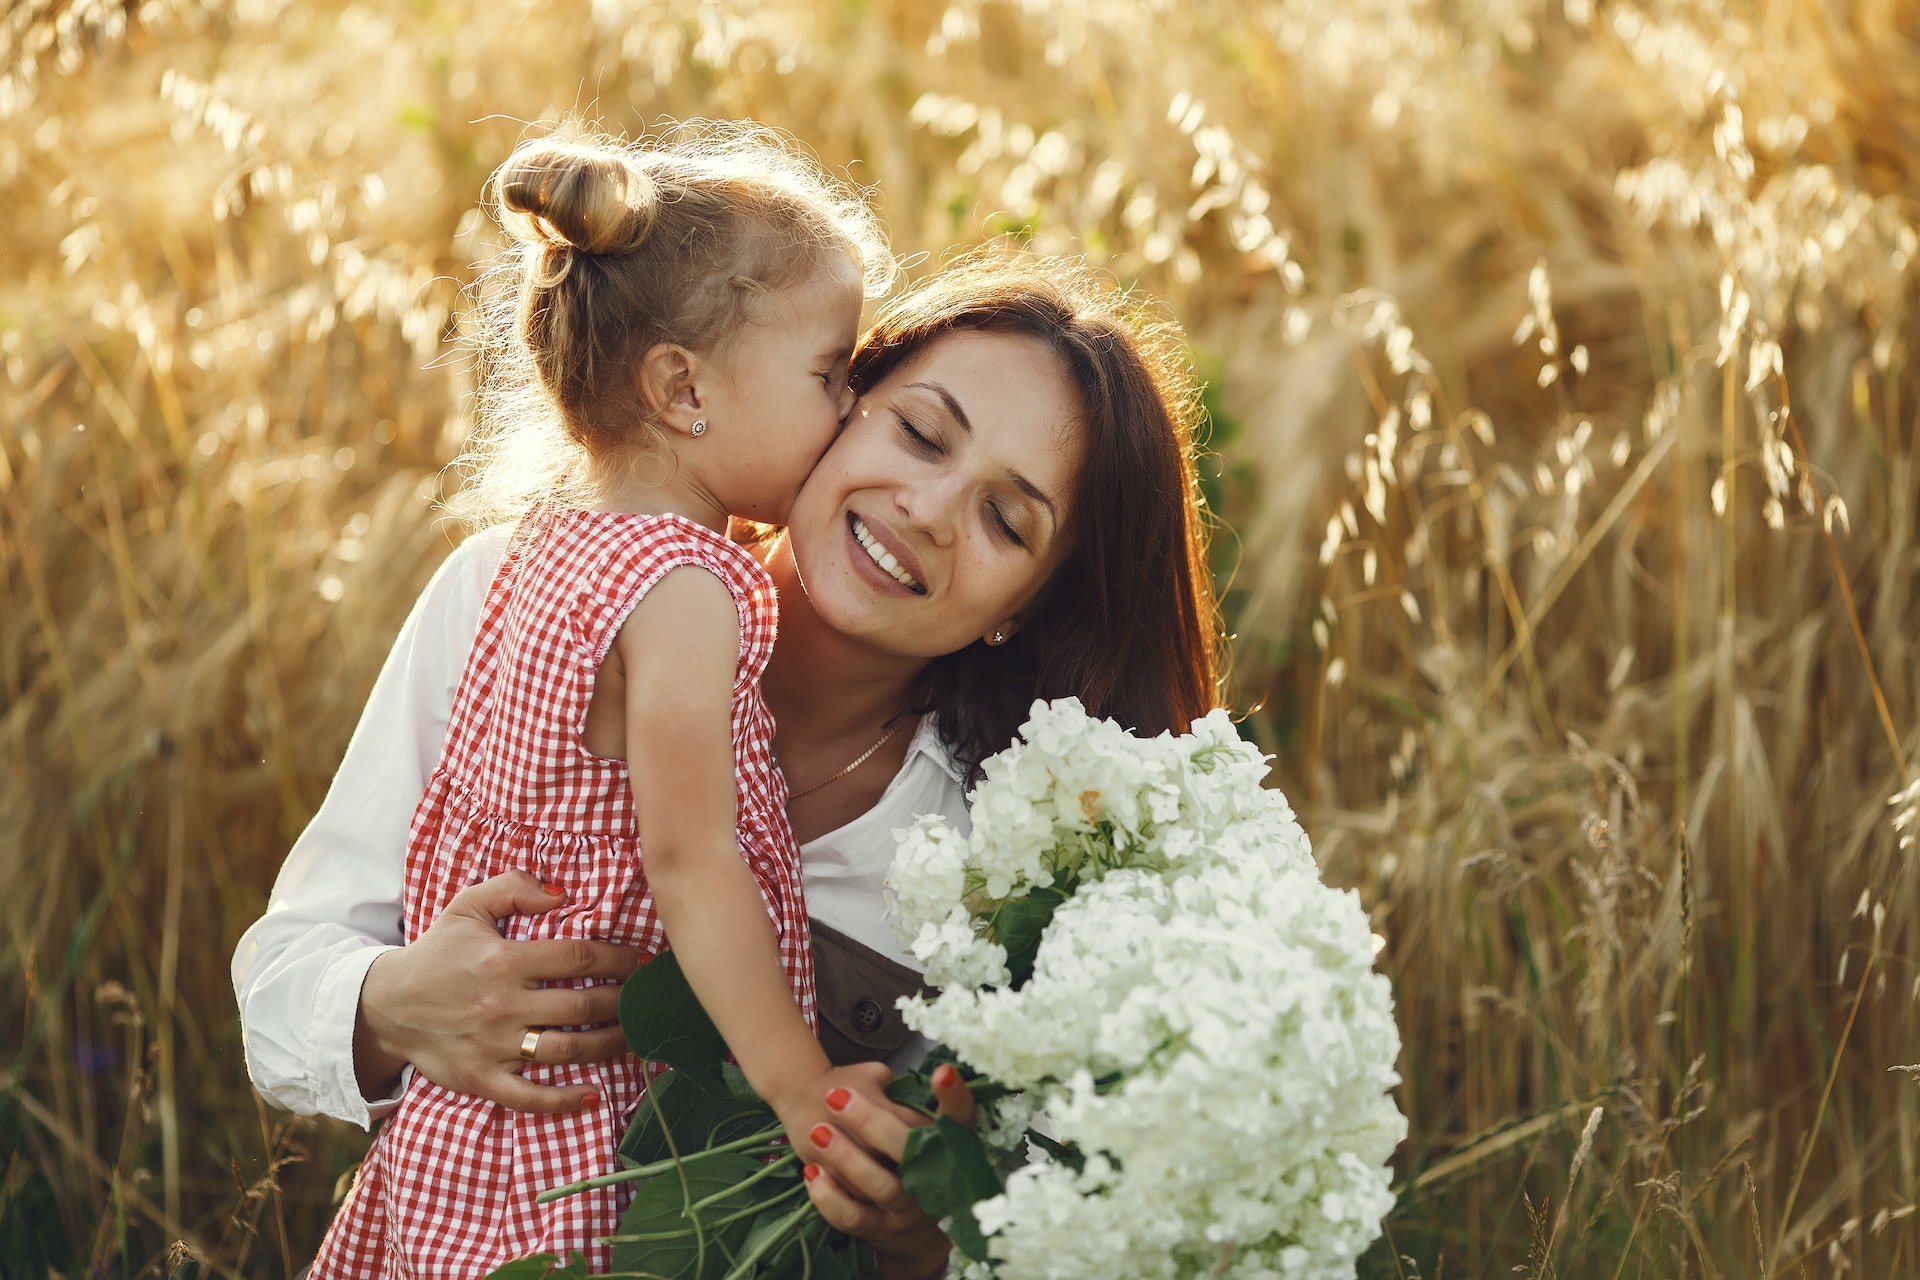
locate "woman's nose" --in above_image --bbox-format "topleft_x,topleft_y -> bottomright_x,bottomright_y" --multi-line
895,474 -> 963,547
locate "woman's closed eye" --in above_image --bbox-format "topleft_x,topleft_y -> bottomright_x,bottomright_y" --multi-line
987,501 -> 1025,547
897,413 -> 941,454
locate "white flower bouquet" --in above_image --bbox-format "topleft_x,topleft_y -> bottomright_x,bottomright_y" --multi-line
489,700 -> 1401,1280
886,700 -> 1405,1280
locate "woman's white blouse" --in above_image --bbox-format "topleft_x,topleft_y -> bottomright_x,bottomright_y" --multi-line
229,526 -> 967,1130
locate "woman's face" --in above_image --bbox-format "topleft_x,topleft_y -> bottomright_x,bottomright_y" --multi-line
785,328 -> 1085,657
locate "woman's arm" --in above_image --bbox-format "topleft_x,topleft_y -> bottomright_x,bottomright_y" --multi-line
231,529 -> 496,1125
231,526 -> 640,1125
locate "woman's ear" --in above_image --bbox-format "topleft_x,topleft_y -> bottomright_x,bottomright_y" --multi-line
982,620 -> 1018,646
636,341 -> 708,436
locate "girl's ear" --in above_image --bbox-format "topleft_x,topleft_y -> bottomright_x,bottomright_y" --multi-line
636,341 -> 708,435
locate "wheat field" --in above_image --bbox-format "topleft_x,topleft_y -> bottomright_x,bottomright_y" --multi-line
3,0 -> 1918,1275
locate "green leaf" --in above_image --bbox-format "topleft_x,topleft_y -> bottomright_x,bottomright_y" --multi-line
898,1116 -> 1005,1262
726,1199 -> 820,1278
481,1255 -> 562,1280
1025,1128 -> 1085,1175
799,1232 -> 856,1280
883,1066 -> 936,1113
622,1069 -> 704,1169
621,951 -> 729,1082
621,1069 -> 777,1174
482,1252 -> 591,1280
884,1064 -> 937,1114
609,1154 -> 766,1279
721,1062 -> 760,1102
991,885 -> 1067,988
885,1046 -> 1012,1115
707,1104 -> 775,1148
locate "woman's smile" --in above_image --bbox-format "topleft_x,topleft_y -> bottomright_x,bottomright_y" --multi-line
849,514 -> 926,593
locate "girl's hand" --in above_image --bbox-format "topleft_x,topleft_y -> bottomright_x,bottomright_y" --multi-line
804,1062 -> 979,1280
354,871 -> 643,1113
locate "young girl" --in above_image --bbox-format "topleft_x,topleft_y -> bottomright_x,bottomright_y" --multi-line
309,126 -> 895,1276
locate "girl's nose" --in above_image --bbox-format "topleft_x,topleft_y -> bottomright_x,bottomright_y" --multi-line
835,381 -> 857,423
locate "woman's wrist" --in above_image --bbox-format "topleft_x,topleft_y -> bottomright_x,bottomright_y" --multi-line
353,950 -> 410,1100
872,1232 -> 951,1280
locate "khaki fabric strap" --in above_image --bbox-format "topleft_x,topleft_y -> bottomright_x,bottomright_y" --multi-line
809,917 -> 930,1067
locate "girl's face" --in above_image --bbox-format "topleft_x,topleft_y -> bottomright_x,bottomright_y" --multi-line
697,256 -> 864,525
785,329 -> 1085,656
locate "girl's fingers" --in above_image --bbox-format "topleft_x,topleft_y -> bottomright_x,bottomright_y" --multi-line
803,1164 -> 886,1238
810,1121 -> 918,1211
821,1078 -> 917,1165
931,1062 -> 977,1128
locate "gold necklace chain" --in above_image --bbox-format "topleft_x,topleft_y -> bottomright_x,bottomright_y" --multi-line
785,720 -> 905,801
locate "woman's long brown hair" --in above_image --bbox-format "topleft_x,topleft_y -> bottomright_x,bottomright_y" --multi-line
849,253 -> 1224,779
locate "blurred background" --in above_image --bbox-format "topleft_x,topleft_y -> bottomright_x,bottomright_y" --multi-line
3,0 -> 1918,1274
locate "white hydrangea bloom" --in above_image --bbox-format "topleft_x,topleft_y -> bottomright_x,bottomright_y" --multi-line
916,859 -> 1403,1279
888,699 -> 1316,973
904,906 -> 1012,991
888,700 -> 1405,1280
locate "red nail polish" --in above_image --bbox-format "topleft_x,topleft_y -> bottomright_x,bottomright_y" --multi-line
580,1092 -> 601,1109
933,1063 -> 960,1089
803,1163 -> 820,1183
542,882 -> 565,896
809,1124 -> 833,1149
825,1087 -> 852,1111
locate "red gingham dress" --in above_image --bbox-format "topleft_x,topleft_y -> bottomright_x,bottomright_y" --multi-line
311,505 -> 815,1278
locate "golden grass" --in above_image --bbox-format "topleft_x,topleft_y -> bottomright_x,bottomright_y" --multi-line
3,0 -> 1918,1274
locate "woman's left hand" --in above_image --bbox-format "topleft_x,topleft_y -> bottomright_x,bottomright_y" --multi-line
803,1061 -> 978,1280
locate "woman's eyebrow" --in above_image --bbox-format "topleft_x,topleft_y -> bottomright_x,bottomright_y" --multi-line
906,380 -> 972,432
1008,473 -> 1059,531
906,379 -> 1062,533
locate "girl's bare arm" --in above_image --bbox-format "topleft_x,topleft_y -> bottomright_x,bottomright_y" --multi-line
620,567 -> 888,1157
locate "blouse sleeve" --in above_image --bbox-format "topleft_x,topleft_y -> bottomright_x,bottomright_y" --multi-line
229,526 -> 507,1128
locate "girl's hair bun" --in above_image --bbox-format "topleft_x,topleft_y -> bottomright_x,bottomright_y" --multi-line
494,141 -> 658,256
456,120 -> 893,528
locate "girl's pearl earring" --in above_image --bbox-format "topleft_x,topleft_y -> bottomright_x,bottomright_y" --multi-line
690,419 -> 707,437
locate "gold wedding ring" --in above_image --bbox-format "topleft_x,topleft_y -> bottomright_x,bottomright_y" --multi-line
519,1029 -> 543,1062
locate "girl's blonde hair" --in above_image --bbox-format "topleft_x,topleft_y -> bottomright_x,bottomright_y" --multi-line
450,121 -> 894,525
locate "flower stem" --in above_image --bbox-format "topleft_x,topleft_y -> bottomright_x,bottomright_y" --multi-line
534,1124 -> 786,1203
698,1178 -> 809,1232
595,1181 -> 807,1246
718,1199 -> 819,1280
686,1151 -> 797,1213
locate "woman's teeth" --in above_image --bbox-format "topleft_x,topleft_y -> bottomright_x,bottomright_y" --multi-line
852,517 -> 924,591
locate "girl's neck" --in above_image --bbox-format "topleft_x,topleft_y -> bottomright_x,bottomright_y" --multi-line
759,534 -> 925,745
587,453 -> 726,531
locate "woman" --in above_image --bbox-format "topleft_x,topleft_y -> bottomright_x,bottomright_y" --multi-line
233,253 -> 1221,1276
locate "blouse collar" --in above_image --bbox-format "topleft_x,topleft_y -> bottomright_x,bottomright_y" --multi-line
905,713 -> 965,785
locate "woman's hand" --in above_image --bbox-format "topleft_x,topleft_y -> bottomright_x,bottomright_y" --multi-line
354,871 -> 643,1112
804,1062 -> 979,1280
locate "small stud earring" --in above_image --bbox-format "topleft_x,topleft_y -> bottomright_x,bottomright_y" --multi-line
988,629 -> 1007,646
690,419 -> 707,437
